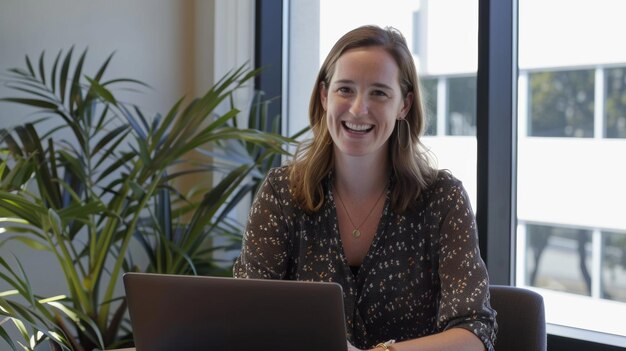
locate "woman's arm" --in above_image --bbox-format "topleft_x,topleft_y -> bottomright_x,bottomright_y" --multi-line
233,168 -> 291,279
364,328 -> 485,351
427,179 -> 496,351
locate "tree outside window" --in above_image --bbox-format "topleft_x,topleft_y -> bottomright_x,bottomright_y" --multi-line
605,67 -> 626,138
447,76 -> 476,136
528,69 -> 594,137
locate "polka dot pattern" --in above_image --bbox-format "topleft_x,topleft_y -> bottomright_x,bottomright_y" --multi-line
234,166 -> 497,350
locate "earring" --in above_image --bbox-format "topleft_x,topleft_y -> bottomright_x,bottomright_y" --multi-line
397,118 -> 412,150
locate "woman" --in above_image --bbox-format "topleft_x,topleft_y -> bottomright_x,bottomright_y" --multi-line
234,25 -> 497,351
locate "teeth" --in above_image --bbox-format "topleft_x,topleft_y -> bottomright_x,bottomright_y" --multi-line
344,121 -> 373,131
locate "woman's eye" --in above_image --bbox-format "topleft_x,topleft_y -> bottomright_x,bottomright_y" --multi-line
372,90 -> 389,97
337,87 -> 352,94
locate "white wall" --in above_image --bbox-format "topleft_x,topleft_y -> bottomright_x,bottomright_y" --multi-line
0,1 -> 201,125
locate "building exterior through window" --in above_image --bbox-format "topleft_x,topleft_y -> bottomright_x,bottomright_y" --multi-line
288,0 -> 626,345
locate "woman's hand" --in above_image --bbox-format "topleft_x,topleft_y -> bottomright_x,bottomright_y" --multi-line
347,341 -> 364,351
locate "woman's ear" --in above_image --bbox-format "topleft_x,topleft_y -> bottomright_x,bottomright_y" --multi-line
320,81 -> 328,111
400,92 -> 414,118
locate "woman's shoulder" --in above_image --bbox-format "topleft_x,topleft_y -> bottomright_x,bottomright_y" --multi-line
260,165 -> 306,214
429,169 -> 464,190
265,165 -> 291,184
420,169 -> 470,205
260,165 -> 294,198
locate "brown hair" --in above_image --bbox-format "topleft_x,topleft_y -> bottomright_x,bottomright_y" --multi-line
289,25 -> 437,213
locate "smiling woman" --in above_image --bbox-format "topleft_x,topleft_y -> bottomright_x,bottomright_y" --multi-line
234,25 -> 496,351
321,47 -> 412,159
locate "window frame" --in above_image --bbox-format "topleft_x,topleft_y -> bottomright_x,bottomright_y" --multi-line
476,0 -> 517,286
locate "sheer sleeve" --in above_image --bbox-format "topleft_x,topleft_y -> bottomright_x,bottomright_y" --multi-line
233,168 -> 292,279
436,180 -> 497,351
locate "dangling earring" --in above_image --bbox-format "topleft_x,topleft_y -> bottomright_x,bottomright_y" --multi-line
397,118 -> 412,149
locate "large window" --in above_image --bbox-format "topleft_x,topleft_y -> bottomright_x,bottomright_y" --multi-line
517,0 -> 626,344
286,0 -> 626,347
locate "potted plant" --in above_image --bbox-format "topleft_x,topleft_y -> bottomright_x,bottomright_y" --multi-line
0,48 -> 300,350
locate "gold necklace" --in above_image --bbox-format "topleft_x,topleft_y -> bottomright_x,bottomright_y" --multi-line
334,185 -> 387,239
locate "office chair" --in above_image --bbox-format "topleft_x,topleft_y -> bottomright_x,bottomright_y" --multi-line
490,285 -> 546,351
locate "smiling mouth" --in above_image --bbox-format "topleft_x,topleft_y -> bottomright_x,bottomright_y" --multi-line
343,121 -> 374,133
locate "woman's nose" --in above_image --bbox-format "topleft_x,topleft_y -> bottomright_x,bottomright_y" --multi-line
349,93 -> 368,117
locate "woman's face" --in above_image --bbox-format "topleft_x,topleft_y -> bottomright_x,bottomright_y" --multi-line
321,47 -> 412,160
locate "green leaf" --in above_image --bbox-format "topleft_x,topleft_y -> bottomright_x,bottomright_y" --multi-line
5,85 -> 56,102
59,46 -> 74,104
20,124 -> 62,208
47,301 -> 105,349
92,125 -> 129,154
0,130 -> 24,157
0,97 -> 57,109
38,51 -> 46,86
24,55 -> 35,77
102,77 -> 150,88
0,326 -> 19,351
85,76 -> 116,104
0,191 -> 46,225
57,200 -> 106,225
69,49 -> 87,109
47,209 -> 63,238
0,236 -> 49,251
96,152 -> 134,183
57,150 -> 87,182
93,128 -> 131,169
50,50 -> 62,95
94,52 -> 114,82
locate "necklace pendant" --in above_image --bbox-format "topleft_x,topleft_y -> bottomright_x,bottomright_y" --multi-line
352,229 -> 361,238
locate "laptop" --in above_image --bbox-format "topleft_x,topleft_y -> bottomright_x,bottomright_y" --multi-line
123,272 -> 348,351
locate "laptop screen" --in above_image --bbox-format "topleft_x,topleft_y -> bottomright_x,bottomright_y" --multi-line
123,273 -> 348,351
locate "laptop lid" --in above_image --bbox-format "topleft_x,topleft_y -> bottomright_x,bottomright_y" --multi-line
123,272 -> 348,351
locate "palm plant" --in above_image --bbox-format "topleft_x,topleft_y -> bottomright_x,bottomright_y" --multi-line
0,48 -> 297,350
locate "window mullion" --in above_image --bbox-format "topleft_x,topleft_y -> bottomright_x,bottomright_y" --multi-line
594,67 -> 605,139
476,0 -> 518,285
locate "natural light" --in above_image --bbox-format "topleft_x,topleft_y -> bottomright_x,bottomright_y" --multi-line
288,0 -> 626,346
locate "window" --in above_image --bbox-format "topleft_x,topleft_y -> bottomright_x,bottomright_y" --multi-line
285,0 -> 626,347
420,77 -> 438,136
420,74 -> 478,137
447,75 -> 477,136
528,69 -> 594,137
605,67 -> 626,138
517,0 -> 626,344
523,223 -> 594,297
602,230 -> 626,302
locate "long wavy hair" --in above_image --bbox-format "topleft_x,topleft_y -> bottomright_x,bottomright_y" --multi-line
288,25 -> 437,213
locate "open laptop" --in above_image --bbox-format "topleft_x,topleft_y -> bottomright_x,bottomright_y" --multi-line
123,272 -> 348,351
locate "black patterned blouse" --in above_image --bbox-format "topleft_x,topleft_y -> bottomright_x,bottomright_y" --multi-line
233,166 -> 497,350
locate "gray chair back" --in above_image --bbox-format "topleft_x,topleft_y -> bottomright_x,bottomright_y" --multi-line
490,285 -> 547,351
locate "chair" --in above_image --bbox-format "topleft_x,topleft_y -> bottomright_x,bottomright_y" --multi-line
490,285 -> 546,351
